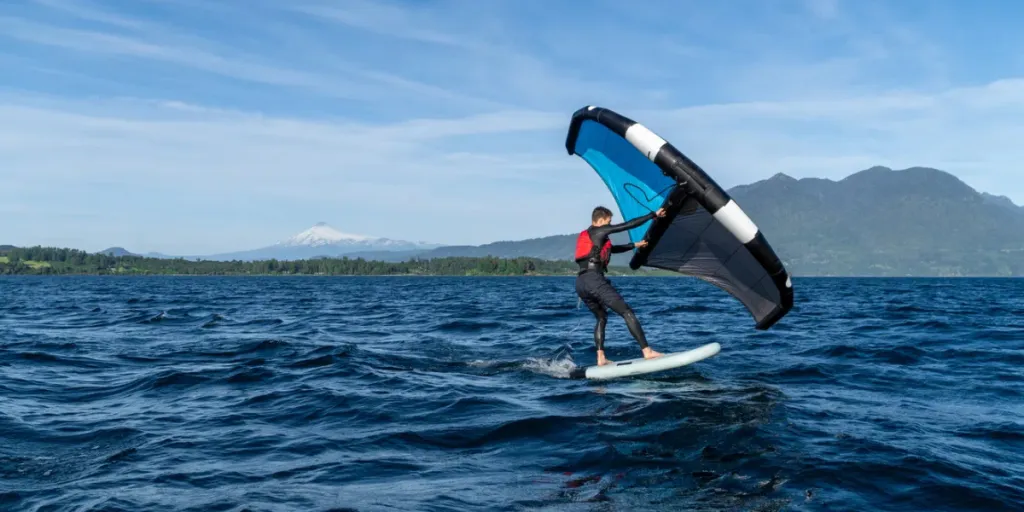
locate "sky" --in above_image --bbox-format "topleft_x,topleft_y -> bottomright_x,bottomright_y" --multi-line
2,0 -> 1024,254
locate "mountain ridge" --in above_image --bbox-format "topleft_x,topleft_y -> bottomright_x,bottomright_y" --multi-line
724,166 -> 1024,275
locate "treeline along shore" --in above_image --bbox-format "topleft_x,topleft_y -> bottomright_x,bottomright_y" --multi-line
0,246 -> 661,277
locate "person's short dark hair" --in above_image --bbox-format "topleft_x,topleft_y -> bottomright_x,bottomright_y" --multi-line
592,206 -> 613,223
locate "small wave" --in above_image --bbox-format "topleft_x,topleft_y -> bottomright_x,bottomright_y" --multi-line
45,426 -> 145,446
889,304 -> 934,314
935,348 -> 1024,366
436,319 -> 505,332
287,354 -> 338,369
655,303 -> 716,314
223,367 -> 275,384
165,307 -> 199,316
13,351 -> 106,369
115,354 -> 161,363
895,318 -> 954,330
798,344 -> 857,358
242,318 -> 285,327
872,345 -> 927,365
240,391 -> 287,406
196,339 -> 294,358
808,344 -> 928,365
954,422 -> 1024,442
148,369 -> 211,389
104,447 -> 139,463
974,328 -> 1024,342
512,310 -> 577,321
758,364 -> 832,381
388,413 -> 587,450
850,322 -> 889,333
535,304 -> 575,311
200,313 -> 227,328
139,311 -> 166,324
31,341 -> 79,350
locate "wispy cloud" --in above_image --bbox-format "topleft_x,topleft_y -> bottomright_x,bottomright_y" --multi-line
31,0 -> 149,30
0,16 -> 358,96
293,0 -> 471,48
1,0 -> 1021,253
0,5 -> 505,112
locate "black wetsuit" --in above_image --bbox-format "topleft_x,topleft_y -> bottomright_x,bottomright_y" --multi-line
574,212 -> 656,352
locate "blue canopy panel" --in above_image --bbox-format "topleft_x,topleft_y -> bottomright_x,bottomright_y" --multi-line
572,120 -> 677,244
566,106 -> 794,330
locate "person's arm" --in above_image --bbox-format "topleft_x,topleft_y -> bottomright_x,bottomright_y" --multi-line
597,212 -> 656,235
590,213 -> 654,243
592,208 -> 667,239
597,208 -> 666,252
610,242 -> 635,253
612,237 -> 655,253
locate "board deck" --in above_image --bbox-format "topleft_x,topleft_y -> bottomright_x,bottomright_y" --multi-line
569,342 -> 721,380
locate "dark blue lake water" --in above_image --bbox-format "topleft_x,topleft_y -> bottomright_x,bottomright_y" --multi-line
0,276 -> 1021,511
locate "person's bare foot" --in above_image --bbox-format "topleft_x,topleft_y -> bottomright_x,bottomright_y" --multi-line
642,347 -> 663,359
597,350 -> 613,366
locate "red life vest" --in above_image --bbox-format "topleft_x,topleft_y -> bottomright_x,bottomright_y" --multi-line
575,230 -> 612,265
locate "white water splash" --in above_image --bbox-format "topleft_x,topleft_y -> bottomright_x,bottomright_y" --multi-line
521,355 -> 577,379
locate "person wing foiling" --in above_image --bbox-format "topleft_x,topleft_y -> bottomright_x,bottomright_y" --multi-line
574,206 -> 667,366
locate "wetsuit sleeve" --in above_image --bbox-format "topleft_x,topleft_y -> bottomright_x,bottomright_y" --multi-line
611,243 -> 635,253
591,212 -> 656,239
584,212 -> 656,259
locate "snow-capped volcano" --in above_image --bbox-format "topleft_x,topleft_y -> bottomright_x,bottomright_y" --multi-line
202,222 -> 440,261
275,222 -> 434,252
279,222 -> 374,247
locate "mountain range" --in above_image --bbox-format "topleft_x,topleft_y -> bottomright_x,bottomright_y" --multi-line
89,166 -> 1024,276
200,223 -> 440,261
725,167 -> 1023,276
99,223 -> 441,261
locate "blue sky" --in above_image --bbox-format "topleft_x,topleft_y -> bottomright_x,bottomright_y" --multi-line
2,0 -> 1024,254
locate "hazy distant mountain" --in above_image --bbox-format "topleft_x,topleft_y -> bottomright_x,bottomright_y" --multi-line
98,247 -> 136,257
95,247 -> 183,259
200,222 -> 441,261
981,192 -> 1024,214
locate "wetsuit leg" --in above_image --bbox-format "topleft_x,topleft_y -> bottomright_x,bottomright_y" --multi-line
577,272 -> 650,350
583,300 -> 607,351
608,301 -> 649,350
576,275 -> 608,351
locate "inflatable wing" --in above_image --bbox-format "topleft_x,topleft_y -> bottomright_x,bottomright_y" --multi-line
566,106 -> 794,330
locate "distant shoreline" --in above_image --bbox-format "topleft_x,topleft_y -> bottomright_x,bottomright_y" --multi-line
2,247 -> 1021,278
0,271 -> 662,278
1,273 -> 1021,279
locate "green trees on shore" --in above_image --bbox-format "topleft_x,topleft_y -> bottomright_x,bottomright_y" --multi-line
0,246 -> 644,276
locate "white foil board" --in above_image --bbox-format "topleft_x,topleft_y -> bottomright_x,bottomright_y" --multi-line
571,342 -> 721,380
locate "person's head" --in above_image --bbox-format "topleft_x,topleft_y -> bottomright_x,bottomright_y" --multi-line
591,206 -> 613,226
